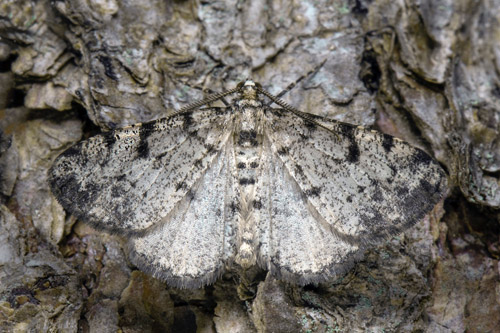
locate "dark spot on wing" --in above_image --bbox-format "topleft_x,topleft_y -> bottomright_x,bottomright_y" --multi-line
239,178 -> 256,185
103,132 -> 117,150
342,125 -> 360,163
411,149 -> 432,166
187,189 -> 196,201
270,108 -> 285,117
419,179 -> 434,194
112,203 -> 132,225
83,182 -> 101,202
205,144 -> 216,155
250,161 -> 259,168
51,173 -> 74,198
347,141 -> 360,163
156,151 -> 168,160
111,185 -> 123,198
116,174 -> 126,182
360,174 -> 445,242
229,201 -> 240,213
57,178 -> 101,210
175,181 -> 187,191
305,186 -> 321,197
137,142 -> 149,159
382,135 -> 394,152
346,196 -> 353,203
389,165 -> 397,177
299,133 -> 310,141
137,123 -> 155,159
357,186 -> 365,193
303,118 -> 317,131
189,129 -> 199,137
372,186 -> 383,202
277,146 -> 289,156
182,113 -> 194,129
194,159 -> 203,167
237,162 -> 246,169
294,164 -> 304,176
252,200 -> 263,209
342,125 -> 356,141
359,209 -> 384,227
396,186 -> 409,197
152,159 -> 163,170
61,144 -> 84,159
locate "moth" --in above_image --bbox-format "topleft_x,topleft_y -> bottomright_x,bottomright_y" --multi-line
49,80 -> 447,288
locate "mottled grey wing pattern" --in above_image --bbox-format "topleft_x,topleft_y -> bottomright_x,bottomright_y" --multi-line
49,79 -> 447,289
129,135 -> 240,288
49,108 -> 235,234
254,134 -> 363,285
263,108 -> 446,246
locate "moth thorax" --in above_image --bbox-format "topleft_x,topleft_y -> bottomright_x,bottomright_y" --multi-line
237,98 -> 262,108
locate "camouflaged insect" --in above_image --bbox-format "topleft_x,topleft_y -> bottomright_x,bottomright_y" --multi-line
49,80 -> 447,288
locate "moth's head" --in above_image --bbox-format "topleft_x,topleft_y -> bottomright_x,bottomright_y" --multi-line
237,79 -> 262,100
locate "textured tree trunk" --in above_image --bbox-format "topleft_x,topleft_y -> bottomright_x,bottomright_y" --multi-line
0,0 -> 499,331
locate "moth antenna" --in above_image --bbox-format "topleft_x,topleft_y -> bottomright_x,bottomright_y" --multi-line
257,86 -> 341,141
173,86 -> 240,116
266,58 -> 327,104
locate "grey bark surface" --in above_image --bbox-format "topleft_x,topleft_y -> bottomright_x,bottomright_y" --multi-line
0,0 -> 499,332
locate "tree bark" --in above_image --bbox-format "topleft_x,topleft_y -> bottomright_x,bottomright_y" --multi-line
0,0 -> 499,331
